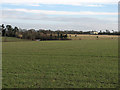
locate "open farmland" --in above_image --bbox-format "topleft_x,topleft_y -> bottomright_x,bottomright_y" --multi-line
68,34 -> 118,40
2,38 -> 118,88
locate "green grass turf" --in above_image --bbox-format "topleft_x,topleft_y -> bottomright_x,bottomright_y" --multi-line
2,40 -> 118,88
2,37 -> 29,42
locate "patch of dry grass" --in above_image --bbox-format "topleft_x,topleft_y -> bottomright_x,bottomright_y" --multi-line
68,34 -> 119,40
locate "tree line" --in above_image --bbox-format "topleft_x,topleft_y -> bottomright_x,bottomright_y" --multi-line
0,24 -> 68,41
0,24 -> 119,41
64,30 -> 120,35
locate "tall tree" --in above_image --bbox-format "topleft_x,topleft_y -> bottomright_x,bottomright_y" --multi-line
6,25 -> 13,37
13,27 -> 19,37
1,24 -> 6,36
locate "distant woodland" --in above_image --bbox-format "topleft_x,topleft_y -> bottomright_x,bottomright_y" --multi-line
0,24 -> 120,41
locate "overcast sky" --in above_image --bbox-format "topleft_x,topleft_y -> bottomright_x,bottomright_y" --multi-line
0,0 -> 118,31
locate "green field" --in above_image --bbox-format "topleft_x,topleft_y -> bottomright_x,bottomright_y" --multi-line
2,37 -> 29,42
2,38 -> 118,88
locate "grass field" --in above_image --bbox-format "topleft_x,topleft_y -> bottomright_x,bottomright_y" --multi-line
2,37 -> 118,88
2,37 -> 29,42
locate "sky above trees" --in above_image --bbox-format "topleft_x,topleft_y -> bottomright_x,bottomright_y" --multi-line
0,0 -> 118,31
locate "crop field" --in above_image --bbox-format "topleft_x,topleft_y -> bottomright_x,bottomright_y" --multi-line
2,38 -> 118,88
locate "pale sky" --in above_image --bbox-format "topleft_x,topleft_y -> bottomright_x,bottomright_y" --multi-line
0,0 -> 118,31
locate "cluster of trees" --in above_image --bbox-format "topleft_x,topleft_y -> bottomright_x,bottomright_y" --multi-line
98,30 -> 120,35
1,24 -> 19,37
0,24 -> 68,41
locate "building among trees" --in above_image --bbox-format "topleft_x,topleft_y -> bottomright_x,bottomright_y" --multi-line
90,31 -> 98,35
